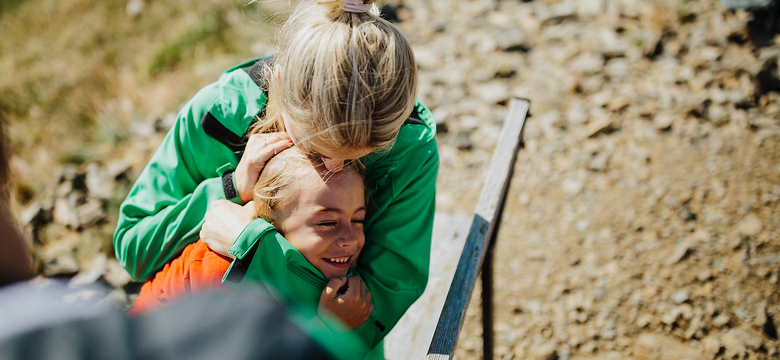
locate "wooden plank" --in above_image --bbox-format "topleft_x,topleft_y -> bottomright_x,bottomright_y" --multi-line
384,212 -> 472,359
426,98 -> 529,359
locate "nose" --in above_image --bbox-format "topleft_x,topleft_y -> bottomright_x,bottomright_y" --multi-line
337,222 -> 358,247
322,157 -> 344,172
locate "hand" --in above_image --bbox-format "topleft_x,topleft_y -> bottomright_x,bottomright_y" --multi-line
235,132 -> 293,203
200,200 -> 258,258
318,276 -> 374,330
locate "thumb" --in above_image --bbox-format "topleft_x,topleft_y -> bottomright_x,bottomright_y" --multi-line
243,201 -> 258,217
323,277 -> 347,299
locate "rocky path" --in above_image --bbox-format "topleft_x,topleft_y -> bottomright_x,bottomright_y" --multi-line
393,0 -> 780,359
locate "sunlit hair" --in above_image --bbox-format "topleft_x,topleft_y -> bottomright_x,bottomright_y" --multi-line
248,0 -> 418,154
253,147 -> 366,224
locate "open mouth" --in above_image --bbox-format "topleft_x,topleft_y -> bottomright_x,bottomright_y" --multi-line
323,255 -> 352,269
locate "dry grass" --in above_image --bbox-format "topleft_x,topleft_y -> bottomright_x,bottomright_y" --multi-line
0,0 -> 285,207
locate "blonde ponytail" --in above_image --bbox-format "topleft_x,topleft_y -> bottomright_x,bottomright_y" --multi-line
249,0 -> 417,154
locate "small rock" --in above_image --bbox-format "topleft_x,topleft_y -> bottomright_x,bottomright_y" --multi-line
513,344 -> 526,359
712,314 -> 731,327
474,82 -> 510,104
496,28 -> 527,51
48,252 -> 80,276
529,340 -> 558,360
571,52 -> 604,75
53,197 -> 79,229
77,199 -> 106,228
737,214 -> 763,237
754,302 -> 768,327
604,58 -> 630,79
453,131 -> 473,151
671,290 -> 690,304
586,117 -> 617,137
733,307 -> 749,321
662,307 -> 682,325
726,328 -> 764,349
126,0 -> 144,17
21,202 -> 44,226
104,259 -> 133,288
634,334 -> 710,360
636,313 -> 653,328
562,179 -> 583,196
606,95 -> 629,112
701,335 -> 722,358
588,151 -> 610,171
653,113 -> 674,130
70,253 -> 108,286
667,240 -> 695,265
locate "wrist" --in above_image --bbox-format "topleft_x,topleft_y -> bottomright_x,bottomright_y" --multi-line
221,170 -> 243,203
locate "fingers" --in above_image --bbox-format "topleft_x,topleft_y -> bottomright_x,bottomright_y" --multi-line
323,277 -> 348,299
235,132 -> 293,202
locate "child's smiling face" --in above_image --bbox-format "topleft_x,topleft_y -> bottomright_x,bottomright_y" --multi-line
276,165 -> 366,279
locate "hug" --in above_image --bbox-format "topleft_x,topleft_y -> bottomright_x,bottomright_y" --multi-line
112,0 -> 438,359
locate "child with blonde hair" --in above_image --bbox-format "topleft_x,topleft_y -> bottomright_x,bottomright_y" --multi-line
129,148 -> 374,338
114,0 -> 438,357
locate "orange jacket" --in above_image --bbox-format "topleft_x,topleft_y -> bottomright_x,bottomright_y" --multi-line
128,240 -> 231,317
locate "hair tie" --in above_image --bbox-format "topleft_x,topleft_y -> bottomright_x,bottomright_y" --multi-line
341,0 -> 372,13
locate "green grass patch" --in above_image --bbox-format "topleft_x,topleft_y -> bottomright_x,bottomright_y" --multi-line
149,11 -> 228,76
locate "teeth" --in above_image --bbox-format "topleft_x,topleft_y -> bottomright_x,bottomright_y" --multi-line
329,257 -> 349,263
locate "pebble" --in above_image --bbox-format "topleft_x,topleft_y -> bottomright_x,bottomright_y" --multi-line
529,341 -> 558,360
712,314 -> 731,327
634,334 -> 710,360
671,290 -> 690,304
736,214 -> 763,237
701,335 -> 723,358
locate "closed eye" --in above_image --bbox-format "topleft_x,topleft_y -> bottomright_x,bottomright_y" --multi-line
352,219 -> 365,225
317,221 -> 337,228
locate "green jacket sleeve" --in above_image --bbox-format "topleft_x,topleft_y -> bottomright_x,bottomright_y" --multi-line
113,58 -> 269,281
113,83 -> 239,281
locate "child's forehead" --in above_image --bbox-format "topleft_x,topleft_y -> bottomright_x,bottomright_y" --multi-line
293,168 -> 364,201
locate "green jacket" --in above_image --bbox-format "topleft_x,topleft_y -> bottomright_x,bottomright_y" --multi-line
225,221 -> 379,359
114,57 -> 438,356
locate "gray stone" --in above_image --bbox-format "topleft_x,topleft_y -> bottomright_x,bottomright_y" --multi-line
77,199 -> 106,228
671,290 -> 690,304
496,28 -> 527,51
53,197 -> 79,229
571,52 -> 604,75
454,131 -> 473,151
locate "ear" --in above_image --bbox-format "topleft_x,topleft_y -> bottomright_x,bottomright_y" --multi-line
274,64 -> 282,83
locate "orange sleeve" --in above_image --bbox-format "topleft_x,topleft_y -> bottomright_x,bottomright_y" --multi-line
128,240 -> 232,317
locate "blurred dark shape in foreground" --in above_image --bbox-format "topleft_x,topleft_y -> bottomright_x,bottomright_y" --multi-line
0,118 -> 331,360
0,282 -> 332,360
